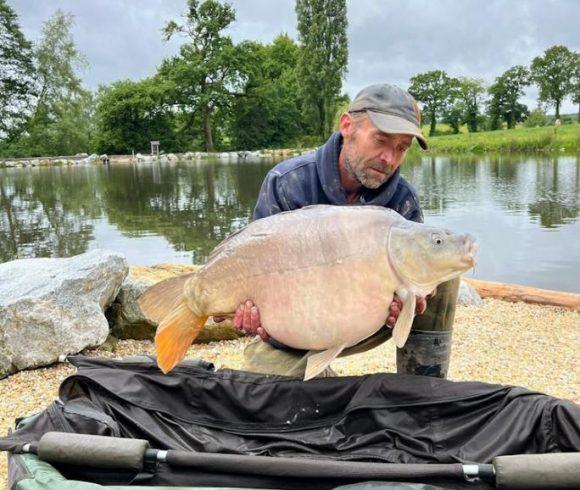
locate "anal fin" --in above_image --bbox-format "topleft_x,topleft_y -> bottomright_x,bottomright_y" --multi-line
304,344 -> 345,381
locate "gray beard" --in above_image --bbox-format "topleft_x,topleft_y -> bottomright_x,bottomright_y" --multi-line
344,155 -> 390,189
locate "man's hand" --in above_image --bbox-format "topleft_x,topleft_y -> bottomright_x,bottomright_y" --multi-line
385,293 -> 430,328
214,300 -> 269,341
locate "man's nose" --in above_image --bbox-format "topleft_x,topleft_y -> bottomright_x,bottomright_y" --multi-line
379,147 -> 396,166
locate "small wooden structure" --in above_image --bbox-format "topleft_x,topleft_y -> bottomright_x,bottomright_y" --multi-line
150,141 -> 160,156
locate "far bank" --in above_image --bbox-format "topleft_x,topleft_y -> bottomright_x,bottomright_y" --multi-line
412,123 -> 580,154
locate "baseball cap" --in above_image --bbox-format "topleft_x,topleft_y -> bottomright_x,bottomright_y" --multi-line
348,84 -> 428,150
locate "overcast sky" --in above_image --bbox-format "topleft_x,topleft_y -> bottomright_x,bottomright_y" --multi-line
9,0 -> 580,114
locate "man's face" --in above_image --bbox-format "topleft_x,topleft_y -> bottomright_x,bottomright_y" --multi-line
342,115 -> 414,189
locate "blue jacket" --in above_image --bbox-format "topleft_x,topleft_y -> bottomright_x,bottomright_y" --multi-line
253,131 -> 423,222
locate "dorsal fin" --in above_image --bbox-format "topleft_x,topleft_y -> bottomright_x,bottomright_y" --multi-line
138,273 -> 196,324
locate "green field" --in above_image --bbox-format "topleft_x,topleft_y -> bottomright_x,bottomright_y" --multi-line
413,123 -> 580,154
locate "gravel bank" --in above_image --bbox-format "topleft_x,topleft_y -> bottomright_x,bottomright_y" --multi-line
1,299 -> 578,486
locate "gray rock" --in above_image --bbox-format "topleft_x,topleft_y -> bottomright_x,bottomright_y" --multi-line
457,280 -> 483,306
0,250 -> 128,378
107,274 -> 157,340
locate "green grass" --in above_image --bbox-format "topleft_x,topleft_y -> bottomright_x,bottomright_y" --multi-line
414,124 -> 580,154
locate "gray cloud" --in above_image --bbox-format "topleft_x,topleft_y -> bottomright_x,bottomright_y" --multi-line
9,0 -> 580,113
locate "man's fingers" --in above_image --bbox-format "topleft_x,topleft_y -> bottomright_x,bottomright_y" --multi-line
233,304 -> 243,330
250,306 -> 260,329
256,326 -> 270,341
386,315 -> 396,328
416,297 -> 427,315
242,301 -> 253,332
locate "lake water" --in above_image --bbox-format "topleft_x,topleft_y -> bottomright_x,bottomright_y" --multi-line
1,154 -> 579,293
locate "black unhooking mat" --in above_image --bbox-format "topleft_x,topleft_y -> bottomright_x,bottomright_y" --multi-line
2,355 -> 579,489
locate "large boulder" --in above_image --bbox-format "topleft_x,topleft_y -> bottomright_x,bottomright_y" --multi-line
107,264 -> 245,343
0,250 -> 128,378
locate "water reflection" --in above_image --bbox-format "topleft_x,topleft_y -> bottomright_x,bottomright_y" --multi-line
0,155 -> 579,292
404,154 -> 580,229
97,159 -> 273,263
0,167 -> 101,261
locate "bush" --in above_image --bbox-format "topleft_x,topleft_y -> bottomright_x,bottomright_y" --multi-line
524,109 -> 548,128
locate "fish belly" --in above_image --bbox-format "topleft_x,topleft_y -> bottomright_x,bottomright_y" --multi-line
250,258 -> 395,350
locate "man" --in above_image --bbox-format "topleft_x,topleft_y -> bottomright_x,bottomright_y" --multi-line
223,83 -> 459,379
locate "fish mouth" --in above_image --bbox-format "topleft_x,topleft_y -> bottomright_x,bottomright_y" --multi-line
461,240 -> 479,268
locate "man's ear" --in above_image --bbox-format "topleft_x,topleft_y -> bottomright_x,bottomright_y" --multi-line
339,113 -> 353,137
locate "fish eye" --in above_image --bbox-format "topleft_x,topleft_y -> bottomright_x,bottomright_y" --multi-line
432,234 -> 444,246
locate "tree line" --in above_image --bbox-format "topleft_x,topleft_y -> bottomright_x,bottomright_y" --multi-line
0,0 -> 347,157
0,0 -> 578,157
409,47 -> 579,136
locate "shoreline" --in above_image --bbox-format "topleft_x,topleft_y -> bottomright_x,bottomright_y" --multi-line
0,148 -> 313,168
2,124 -> 579,167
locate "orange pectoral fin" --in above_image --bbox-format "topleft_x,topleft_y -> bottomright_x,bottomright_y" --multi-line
154,301 -> 208,374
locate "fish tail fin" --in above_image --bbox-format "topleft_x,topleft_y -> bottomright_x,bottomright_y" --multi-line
155,301 -> 208,374
304,345 -> 345,381
392,289 -> 416,348
138,272 -> 197,324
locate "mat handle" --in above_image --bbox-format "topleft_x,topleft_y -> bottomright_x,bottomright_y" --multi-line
38,432 -> 149,471
493,452 -> 580,489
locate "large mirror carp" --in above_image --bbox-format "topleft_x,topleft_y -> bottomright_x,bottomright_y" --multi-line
139,205 -> 478,380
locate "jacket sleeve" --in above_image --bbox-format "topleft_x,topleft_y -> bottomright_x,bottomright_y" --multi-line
253,171 -> 286,220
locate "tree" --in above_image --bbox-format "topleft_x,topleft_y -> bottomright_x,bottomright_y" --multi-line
229,35 -> 303,149
487,66 -> 530,129
33,10 -> 87,120
20,10 -> 91,156
458,77 -> 486,132
408,70 -> 459,136
531,45 -> 577,120
441,78 -> 462,134
93,79 -> 175,154
160,0 -> 248,152
0,0 -> 36,140
572,52 -> 580,123
296,0 -> 348,139
1,9 -> 92,156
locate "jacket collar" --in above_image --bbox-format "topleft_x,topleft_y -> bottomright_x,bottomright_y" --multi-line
315,131 -> 402,206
